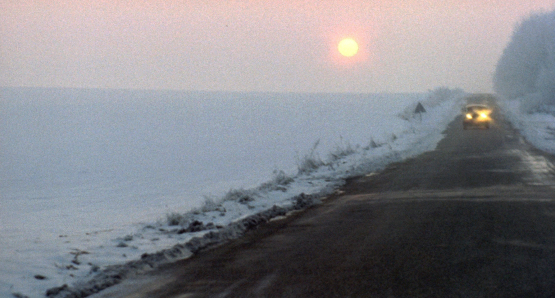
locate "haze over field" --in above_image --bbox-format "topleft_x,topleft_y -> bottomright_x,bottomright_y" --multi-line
2,0 -> 555,93
0,88 -> 466,298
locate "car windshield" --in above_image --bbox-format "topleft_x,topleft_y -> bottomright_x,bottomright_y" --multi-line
467,105 -> 488,112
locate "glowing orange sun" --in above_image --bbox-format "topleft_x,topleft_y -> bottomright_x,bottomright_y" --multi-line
338,38 -> 359,57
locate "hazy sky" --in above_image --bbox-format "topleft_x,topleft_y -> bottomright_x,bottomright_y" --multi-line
2,0 -> 555,93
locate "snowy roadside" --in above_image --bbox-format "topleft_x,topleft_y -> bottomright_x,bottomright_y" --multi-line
492,9 -> 555,155
26,88 -> 466,298
496,98 -> 555,154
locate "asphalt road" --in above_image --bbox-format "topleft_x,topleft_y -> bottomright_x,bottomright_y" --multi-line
99,95 -> 555,298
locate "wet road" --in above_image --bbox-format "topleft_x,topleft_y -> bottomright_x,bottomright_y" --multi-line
99,96 -> 555,297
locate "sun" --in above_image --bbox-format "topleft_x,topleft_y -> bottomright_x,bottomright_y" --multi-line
338,38 -> 359,57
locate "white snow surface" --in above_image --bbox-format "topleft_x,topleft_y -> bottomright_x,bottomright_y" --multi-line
497,98 -> 555,155
1,88 -> 466,298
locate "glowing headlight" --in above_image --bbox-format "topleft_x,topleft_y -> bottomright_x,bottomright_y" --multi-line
466,113 -> 473,119
480,113 -> 488,118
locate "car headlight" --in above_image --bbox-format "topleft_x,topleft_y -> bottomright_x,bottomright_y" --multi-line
466,113 -> 473,119
480,112 -> 489,120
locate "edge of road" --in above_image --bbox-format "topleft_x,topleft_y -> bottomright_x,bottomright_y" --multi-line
47,191 -> 336,298
52,93 -> 555,298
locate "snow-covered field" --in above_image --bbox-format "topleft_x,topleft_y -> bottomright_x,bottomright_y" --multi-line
1,87 -> 467,297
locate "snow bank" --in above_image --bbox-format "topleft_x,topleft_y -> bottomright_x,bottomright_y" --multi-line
6,89 -> 430,298
493,9 -> 555,154
41,88 -> 465,298
497,96 -> 555,154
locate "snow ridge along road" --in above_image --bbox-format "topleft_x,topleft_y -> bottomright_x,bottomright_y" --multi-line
1,88 -> 464,298
88,95 -> 555,297
34,88 -> 464,298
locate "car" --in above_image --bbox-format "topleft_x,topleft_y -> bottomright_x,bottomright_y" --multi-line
463,104 -> 492,129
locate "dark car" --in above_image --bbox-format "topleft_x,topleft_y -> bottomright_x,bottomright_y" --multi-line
463,104 -> 492,129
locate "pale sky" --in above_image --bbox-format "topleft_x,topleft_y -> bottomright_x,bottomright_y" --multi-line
2,0 -> 555,93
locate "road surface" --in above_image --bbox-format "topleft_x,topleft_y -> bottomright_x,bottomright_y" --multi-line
96,95 -> 555,297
